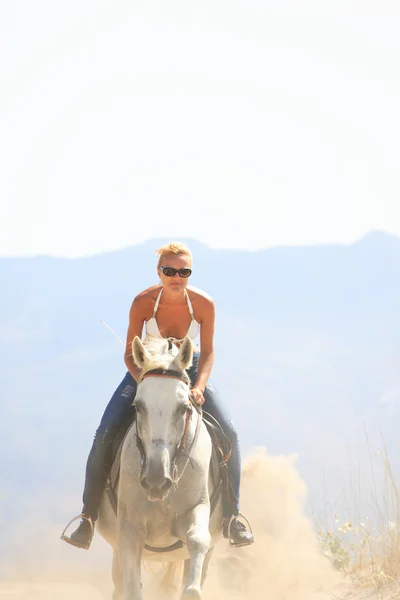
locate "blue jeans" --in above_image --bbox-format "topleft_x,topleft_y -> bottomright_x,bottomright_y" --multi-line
82,353 -> 241,519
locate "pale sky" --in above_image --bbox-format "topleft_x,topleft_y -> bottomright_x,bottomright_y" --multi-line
1,0 -> 400,257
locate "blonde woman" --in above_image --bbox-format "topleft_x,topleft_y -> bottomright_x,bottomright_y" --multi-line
64,242 -> 253,549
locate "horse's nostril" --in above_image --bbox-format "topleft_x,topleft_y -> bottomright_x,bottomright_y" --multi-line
142,476 -> 172,498
140,477 -> 150,490
160,477 -> 172,493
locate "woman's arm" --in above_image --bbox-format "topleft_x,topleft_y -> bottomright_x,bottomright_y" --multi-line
191,297 -> 215,403
124,295 -> 147,381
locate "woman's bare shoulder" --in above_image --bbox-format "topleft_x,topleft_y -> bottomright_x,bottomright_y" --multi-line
135,284 -> 161,300
131,285 -> 162,308
187,286 -> 215,307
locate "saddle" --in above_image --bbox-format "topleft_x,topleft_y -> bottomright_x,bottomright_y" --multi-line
105,410 -> 235,552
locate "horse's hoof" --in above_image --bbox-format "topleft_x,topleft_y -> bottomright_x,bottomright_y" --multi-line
182,585 -> 201,600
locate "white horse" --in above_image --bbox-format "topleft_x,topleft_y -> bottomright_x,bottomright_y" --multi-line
96,336 -> 223,600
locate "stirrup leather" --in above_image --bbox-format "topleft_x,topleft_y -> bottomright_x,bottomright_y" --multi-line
60,514 -> 94,550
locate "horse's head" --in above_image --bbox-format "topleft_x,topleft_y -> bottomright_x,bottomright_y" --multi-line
131,336 -> 194,502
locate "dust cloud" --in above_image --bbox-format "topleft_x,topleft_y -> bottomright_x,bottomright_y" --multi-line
203,448 -> 342,600
1,448 -> 343,599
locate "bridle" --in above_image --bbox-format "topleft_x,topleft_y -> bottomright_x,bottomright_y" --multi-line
135,368 -> 202,487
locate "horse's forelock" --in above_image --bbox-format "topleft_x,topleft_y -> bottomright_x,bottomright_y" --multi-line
137,339 -> 189,384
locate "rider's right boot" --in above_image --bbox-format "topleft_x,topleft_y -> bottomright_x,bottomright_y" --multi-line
61,429 -> 108,550
70,516 -> 94,550
62,514 -> 95,550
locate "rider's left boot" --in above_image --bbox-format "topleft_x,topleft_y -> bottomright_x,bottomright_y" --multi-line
223,516 -> 254,547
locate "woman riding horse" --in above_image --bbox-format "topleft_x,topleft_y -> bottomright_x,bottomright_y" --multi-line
64,241 -> 254,549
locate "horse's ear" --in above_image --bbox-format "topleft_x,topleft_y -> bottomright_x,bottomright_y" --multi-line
174,336 -> 193,371
132,336 -> 150,368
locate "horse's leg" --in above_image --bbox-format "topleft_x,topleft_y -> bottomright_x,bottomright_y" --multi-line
201,547 -> 214,588
179,504 -> 211,600
182,559 -> 190,592
112,551 -> 124,600
118,523 -> 144,600
182,551 -> 212,596
181,549 -> 214,598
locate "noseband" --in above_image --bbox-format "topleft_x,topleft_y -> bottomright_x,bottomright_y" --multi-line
135,368 -> 202,485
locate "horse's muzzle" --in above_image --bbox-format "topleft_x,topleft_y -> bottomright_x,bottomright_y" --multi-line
140,475 -> 173,501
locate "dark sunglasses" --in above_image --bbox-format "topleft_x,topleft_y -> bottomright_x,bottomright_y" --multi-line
159,266 -> 192,278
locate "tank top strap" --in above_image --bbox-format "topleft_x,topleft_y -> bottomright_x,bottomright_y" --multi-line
185,290 -> 194,317
152,288 -> 163,317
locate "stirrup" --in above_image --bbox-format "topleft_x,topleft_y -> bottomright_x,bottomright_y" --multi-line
227,513 -> 255,548
60,514 -> 94,550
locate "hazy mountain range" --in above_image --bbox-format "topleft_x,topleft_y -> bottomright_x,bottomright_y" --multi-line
1,230 -> 400,573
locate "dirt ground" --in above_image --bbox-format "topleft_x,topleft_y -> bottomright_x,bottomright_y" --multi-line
2,449 -> 394,600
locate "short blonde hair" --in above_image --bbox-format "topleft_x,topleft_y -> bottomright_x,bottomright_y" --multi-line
156,242 -> 192,267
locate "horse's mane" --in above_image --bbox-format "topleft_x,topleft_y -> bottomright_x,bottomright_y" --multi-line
136,338 -> 191,385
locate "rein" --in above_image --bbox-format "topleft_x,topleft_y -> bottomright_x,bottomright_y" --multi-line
136,368 -> 202,487
110,367 -> 221,555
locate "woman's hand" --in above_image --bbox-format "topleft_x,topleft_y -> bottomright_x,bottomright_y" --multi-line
190,387 -> 205,406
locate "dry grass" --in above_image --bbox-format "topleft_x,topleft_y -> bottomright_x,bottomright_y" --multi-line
313,428 -> 400,598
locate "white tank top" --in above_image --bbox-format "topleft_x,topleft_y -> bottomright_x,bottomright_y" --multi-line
145,288 -> 200,345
